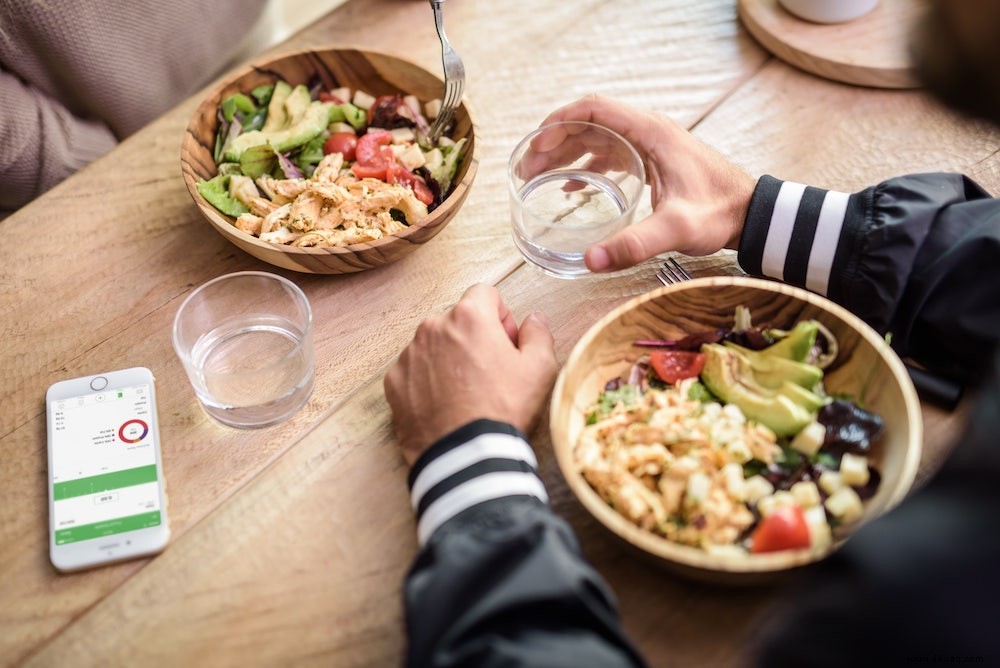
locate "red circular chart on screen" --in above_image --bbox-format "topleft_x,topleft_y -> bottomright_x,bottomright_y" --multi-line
118,419 -> 149,443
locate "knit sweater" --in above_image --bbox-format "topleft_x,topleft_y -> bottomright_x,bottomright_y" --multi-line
0,0 -> 269,212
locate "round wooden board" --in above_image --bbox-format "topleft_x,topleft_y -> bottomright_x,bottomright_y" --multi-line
738,0 -> 922,89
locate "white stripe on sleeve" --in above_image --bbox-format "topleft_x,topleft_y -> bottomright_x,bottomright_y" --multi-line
805,190 -> 850,296
761,181 -> 807,280
416,471 -> 549,545
410,432 -> 538,511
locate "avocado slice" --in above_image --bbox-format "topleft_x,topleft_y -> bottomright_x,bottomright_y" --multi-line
222,101 -> 334,162
700,344 -> 816,437
761,320 -> 819,362
723,342 -> 823,390
261,80 -> 292,133
282,84 -> 313,127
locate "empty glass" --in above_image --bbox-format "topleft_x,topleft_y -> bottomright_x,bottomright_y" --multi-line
508,121 -> 645,278
172,271 -> 314,428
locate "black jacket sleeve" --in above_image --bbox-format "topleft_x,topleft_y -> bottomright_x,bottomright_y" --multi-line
738,173 -> 1000,384
402,420 -> 647,668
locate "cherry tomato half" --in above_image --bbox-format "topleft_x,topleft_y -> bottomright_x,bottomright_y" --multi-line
750,505 -> 811,553
649,350 -> 706,384
388,163 -> 434,206
355,130 -> 393,164
322,132 -> 358,161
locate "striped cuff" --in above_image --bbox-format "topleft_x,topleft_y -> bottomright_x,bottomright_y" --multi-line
739,175 -> 864,298
408,420 -> 548,546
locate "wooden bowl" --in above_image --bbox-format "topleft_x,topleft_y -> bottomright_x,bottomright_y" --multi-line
550,276 -> 922,583
181,48 -> 478,274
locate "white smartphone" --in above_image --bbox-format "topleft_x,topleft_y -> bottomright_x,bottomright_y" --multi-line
46,367 -> 170,572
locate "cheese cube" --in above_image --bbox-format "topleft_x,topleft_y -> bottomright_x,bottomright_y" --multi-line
744,475 -> 774,505
825,487 -> 864,524
803,505 -> 832,550
791,481 -> 822,508
790,421 -> 826,456
720,463 -> 746,501
424,98 -> 442,120
840,453 -> 870,487
757,490 -> 795,517
352,89 -> 376,110
818,470 -> 844,495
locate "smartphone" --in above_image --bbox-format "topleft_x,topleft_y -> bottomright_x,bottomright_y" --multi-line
46,367 -> 170,572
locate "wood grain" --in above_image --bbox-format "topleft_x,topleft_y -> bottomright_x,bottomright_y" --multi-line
0,0 -> 995,665
738,0 -> 922,88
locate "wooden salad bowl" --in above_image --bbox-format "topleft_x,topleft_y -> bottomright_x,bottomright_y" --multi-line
181,48 -> 478,274
550,276 -> 922,583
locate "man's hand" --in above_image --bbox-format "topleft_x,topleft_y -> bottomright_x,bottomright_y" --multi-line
384,284 -> 558,466
539,94 -> 756,272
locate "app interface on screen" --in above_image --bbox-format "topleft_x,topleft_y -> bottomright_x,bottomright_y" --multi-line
50,383 -> 162,544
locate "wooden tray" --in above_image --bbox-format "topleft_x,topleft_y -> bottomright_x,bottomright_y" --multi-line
738,0 -> 922,89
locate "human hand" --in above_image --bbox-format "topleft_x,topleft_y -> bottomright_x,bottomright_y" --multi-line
384,284 -> 559,466
538,94 -> 756,272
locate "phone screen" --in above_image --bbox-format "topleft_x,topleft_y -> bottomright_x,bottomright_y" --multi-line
49,382 -> 163,545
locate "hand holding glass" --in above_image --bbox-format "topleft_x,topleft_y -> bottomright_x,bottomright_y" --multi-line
172,271 -> 314,428
508,121 -> 645,278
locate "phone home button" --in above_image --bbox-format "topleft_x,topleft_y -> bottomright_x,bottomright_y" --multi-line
90,376 -> 109,391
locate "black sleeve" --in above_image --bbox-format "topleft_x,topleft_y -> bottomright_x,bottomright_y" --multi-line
402,420 -> 647,668
738,173 -> 1000,384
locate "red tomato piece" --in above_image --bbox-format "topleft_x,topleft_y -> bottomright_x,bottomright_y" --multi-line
355,130 -> 393,165
649,350 -> 706,384
750,505 -> 811,553
388,163 -> 434,206
317,91 -> 345,104
322,132 -> 358,160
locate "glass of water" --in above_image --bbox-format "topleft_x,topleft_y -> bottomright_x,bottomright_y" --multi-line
508,121 -> 645,278
172,271 -> 314,429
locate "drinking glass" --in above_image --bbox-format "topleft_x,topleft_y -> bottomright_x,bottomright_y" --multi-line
508,121 -> 645,278
172,271 -> 314,428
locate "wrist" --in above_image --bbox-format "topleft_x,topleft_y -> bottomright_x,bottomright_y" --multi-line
406,420 -> 546,546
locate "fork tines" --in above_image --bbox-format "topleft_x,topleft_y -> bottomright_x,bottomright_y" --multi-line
427,0 -> 465,143
655,257 -> 693,286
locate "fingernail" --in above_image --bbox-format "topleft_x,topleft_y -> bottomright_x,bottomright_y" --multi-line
586,245 -> 610,271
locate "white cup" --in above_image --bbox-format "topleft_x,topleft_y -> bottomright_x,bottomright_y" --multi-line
779,0 -> 878,23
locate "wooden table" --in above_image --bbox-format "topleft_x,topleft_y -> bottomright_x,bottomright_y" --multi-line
2,0 -> 996,665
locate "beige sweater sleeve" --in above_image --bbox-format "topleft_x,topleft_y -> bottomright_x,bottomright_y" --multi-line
0,0 -> 269,213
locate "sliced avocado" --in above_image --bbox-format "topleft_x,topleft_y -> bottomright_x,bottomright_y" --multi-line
700,344 -> 815,436
282,84 -> 313,127
761,320 -> 818,362
723,342 -> 823,390
222,101 -> 334,162
776,381 -> 826,413
261,80 -> 292,133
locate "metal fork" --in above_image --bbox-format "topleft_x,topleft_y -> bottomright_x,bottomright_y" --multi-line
655,257 -> 693,285
426,0 -> 465,143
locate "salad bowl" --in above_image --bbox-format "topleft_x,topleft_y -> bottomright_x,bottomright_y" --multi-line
181,47 -> 478,274
550,276 -> 922,583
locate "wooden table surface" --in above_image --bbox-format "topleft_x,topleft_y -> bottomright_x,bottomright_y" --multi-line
2,0 -> 997,665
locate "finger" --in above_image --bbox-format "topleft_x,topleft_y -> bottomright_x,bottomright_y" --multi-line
516,312 -> 557,375
584,209 -> 681,272
459,283 -> 518,343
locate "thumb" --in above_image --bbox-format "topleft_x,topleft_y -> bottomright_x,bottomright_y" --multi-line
585,210 -> 680,272
517,312 -> 557,374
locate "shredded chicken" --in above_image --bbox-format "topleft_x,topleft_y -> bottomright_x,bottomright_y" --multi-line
233,171 -> 426,248
577,378 -> 779,551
